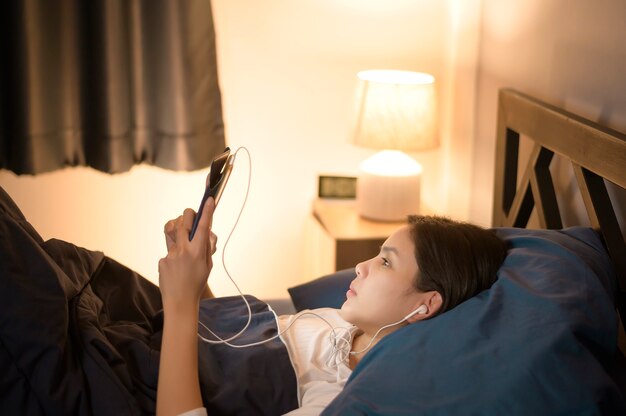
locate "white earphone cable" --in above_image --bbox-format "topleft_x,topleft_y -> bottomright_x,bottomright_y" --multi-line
197,146 -> 253,344
195,146 -> 416,366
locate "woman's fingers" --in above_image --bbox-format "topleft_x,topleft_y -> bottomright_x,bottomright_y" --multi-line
183,208 -> 196,228
165,199 -> 215,253
193,198 -> 215,249
209,232 -> 218,255
164,218 -> 178,250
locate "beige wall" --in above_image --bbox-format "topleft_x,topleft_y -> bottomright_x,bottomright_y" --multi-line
471,0 -> 626,226
9,0 -> 623,299
1,0 -> 481,299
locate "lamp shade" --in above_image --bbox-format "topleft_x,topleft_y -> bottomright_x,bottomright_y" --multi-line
351,70 -> 438,152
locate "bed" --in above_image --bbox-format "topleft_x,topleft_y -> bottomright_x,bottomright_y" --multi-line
290,89 -> 626,414
1,88 -> 625,415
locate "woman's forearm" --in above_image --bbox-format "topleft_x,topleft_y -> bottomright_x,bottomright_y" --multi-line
157,200 -> 215,415
157,303 -> 203,416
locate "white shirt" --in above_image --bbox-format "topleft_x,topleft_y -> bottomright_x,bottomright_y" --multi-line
278,308 -> 356,416
179,308 -> 354,416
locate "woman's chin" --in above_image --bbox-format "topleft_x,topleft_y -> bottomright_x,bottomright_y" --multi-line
338,301 -> 354,322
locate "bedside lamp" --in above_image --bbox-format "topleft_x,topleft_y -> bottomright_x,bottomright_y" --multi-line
351,70 -> 438,221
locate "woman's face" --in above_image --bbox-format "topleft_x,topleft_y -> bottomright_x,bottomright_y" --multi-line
340,225 -> 428,333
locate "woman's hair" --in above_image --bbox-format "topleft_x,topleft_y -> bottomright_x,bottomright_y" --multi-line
407,215 -> 508,316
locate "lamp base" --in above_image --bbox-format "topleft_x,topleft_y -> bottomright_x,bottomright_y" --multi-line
356,171 -> 421,222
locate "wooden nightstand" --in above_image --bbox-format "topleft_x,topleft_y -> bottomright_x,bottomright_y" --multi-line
303,199 -> 405,282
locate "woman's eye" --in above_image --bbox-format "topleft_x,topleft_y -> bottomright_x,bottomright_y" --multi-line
381,257 -> 390,267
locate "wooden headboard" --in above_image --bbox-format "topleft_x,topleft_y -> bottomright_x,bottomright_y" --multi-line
492,89 -> 626,335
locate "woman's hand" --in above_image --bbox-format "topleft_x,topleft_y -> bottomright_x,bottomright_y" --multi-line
158,197 -> 216,310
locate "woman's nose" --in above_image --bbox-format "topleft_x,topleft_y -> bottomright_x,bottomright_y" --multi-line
355,260 -> 367,278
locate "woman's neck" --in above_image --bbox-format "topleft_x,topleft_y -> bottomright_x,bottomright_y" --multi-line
349,325 -> 404,370
349,331 -> 367,369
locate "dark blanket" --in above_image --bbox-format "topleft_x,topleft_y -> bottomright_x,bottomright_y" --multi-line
0,187 -> 298,415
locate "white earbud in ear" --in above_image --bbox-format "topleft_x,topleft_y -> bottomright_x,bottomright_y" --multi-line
403,305 -> 428,320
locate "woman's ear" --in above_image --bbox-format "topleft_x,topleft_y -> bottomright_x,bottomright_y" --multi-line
406,291 -> 443,323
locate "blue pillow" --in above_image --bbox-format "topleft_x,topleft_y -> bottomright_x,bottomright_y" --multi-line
288,268 -> 355,311
322,227 -> 626,415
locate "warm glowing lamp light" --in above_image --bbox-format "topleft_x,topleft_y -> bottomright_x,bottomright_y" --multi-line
351,70 -> 438,221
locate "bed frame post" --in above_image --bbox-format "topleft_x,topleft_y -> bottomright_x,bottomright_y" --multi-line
493,92 -> 520,227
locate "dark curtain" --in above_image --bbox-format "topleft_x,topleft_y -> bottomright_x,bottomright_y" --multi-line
0,0 -> 225,174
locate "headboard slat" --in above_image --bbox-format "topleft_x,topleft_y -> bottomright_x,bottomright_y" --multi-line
574,165 -> 626,291
530,147 -> 562,229
497,89 -> 626,188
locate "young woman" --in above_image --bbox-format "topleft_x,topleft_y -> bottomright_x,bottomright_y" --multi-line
156,198 -> 508,416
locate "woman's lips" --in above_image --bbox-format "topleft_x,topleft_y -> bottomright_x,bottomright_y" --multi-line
346,285 -> 357,298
